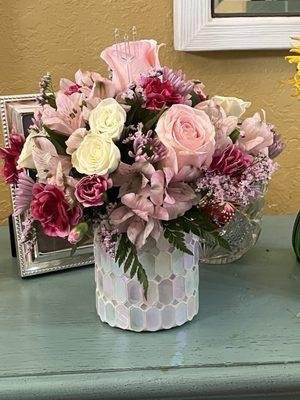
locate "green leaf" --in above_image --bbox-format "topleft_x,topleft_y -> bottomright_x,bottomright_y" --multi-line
143,108 -> 165,132
137,265 -> 149,299
115,234 -> 149,297
43,126 -> 68,155
163,206 -> 231,253
190,91 -> 202,107
230,128 -> 240,144
164,224 -> 193,255
115,234 -> 129,265
70,244 -> 78,257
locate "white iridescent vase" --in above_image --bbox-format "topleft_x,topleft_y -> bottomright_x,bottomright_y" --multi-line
94,232 -> 199,332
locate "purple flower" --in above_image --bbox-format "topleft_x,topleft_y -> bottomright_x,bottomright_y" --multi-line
124,125 -> 168,164
209,145 -> 252,176
75,175 -> 112,208
161,67 -> 194,98
14,172 -> 34,216
268,130 -> 286,159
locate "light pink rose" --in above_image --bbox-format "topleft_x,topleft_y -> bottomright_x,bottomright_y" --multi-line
100,40 -> 163,93
237,110 -> 274,156
156,104 -> 216,173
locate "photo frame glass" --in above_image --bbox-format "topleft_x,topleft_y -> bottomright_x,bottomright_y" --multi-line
0,95 -> 94,277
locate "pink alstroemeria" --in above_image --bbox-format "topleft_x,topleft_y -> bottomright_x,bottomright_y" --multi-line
196,100 -> 238,152
101,40 -> 163,93
41,92 -> 85,136
110,161 -> 197,248
60,70 -> 115,109
237,110 -> 274,156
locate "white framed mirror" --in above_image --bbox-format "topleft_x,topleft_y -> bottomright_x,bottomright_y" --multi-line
174,0 -> 300,51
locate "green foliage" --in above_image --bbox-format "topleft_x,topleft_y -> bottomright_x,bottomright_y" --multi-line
292,211 -> 300,262
190,91 -> 202,107
230,128 -> 240,144
43,126 -> 68,155
163,206 -> 231,252
115,234 -> 149,297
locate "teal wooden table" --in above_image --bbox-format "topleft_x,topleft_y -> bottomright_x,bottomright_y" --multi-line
0,216 -> 299,400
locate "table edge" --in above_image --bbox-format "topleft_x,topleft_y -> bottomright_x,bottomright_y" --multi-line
1,363 -> 300,400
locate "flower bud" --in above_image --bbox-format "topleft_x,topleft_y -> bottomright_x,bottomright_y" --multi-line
68,222 -> 89,245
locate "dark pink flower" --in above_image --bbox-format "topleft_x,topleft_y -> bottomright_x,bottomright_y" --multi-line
209,145 -> 252,176
203,203 -> 235,227
140,76 -> 184,109
0,133 -> 25,184
64,84 -> 82,96
30,183 -> 82,238
75,175 -> 112,207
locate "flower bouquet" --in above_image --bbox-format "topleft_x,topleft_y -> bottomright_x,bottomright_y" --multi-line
0,34 -> 284,331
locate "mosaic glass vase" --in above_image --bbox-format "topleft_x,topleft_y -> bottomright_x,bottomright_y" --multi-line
199,192 -> 265,264
94,233 -> 199,332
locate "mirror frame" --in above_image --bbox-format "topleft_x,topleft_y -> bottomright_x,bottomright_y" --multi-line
173,0 -> 300,51
0,94 -> 94,277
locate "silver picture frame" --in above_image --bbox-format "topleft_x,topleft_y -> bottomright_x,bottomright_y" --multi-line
0,94 -> 94,277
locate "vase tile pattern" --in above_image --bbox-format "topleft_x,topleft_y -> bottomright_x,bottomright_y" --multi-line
95,234 -> 199,332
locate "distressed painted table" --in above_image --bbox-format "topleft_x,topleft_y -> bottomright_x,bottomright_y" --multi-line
0,216 -> 299,400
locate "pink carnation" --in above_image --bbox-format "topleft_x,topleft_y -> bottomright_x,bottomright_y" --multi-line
75,175 -> 112,207
209,145 -> 252,176
0,133 -> 25,184
30,183 -> 82,238
140,76 -> 185,109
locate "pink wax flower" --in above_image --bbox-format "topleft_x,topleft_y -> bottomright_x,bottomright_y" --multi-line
237,111 -> 274,156
0,133 -> 25,184
156,104 -> 216,173
75,174 -> 113,207
209,144 -> 253,176
30,183 -> 82,238
41,92 -> 85,136
101,40 -> 163,93
140,76 -> 185,109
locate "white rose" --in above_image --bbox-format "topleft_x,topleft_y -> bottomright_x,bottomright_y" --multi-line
212,96 -> 251,118
17,131 -> 37,169
88,98 -> 126,141
71,131 -> 120,175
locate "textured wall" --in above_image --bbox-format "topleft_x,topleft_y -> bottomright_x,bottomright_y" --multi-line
0,0 -> 299,224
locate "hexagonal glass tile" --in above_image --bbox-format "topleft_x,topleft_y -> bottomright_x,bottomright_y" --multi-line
155,252 -> 172,278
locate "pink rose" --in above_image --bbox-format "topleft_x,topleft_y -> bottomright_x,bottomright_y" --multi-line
101,40 -> 163,93
156,104 -> 215,173
30,183 -> 82,238
75,175 -> 112,207
237,111 -> 274,156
